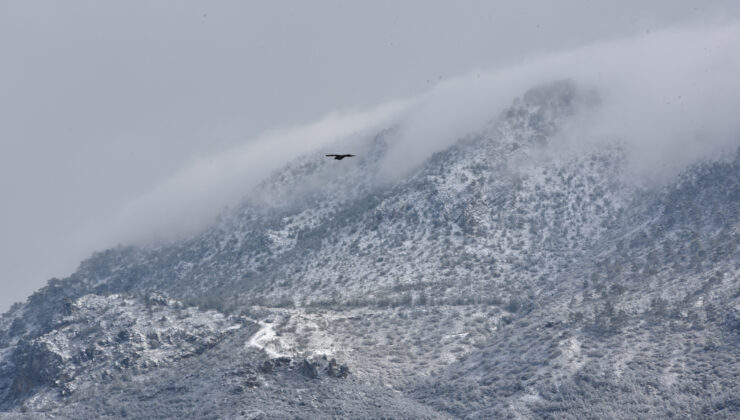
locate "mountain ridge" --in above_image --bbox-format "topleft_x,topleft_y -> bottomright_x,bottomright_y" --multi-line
1,80 -> 738,418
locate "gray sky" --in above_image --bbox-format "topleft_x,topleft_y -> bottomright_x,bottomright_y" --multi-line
2,1 -> 739,312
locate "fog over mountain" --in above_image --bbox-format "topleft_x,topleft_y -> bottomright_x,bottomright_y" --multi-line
57,22 -> 740,252
1,3 -> 739,419
3,0 -> 740,313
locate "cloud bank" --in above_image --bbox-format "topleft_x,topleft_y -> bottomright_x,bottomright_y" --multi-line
89,99 -> 412,246
383,22 -> 740,182
89,22 -> 740,252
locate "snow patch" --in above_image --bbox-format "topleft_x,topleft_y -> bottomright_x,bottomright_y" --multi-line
246,321 -> 287,358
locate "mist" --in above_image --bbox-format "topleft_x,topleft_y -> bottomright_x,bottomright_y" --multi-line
384,23 -> 740,182
90,22 -> 740,251
3,2 -> 740,313
100,100 -> 412,245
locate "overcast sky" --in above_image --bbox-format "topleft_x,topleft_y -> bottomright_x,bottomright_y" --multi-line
2,1 -> 739,312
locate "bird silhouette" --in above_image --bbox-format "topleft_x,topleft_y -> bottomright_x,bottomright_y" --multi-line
326,154 -> 355,160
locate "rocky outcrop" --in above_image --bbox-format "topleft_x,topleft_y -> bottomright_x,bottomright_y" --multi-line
326,358 -> 350,378
257,356 -> 349,380
7,340 -> 64,400
0,293 -> 249,409
298,359 -> 319,379
258,356 -> 290,374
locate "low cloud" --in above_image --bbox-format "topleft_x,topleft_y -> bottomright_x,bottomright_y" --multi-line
382,22 -> 740,182
82,22 -> 740,255
4,5 -> 740,315
92,99 -> 412,246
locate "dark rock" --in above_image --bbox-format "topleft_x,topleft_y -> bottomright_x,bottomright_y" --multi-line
118,357 -> 131,369
8,318 -> 27,337
116,329 -> 131,343
258,360 -> 275,374
72,345 -> 99,364
7,341 -> 64,400
298,358 -> 319,379
326,359 -> 350,378
259,356 -> 293,374
62,300 -> 75,316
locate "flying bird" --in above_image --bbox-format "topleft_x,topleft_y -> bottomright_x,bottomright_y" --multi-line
326,154 -> 355,160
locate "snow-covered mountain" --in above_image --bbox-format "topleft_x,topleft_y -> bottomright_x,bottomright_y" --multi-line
1,80 -> 738,418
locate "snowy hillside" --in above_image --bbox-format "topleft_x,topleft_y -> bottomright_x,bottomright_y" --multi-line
1,80 -> 738,418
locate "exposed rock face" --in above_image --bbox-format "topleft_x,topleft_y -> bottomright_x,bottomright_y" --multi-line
258,356 -> 291,374
258,356 -> 349,381
326,359 -> 350,378
298,359 -> 320,379
9,340 -> 64,398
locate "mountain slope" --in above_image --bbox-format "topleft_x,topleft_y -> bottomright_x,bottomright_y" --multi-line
1,80 -> 738,418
